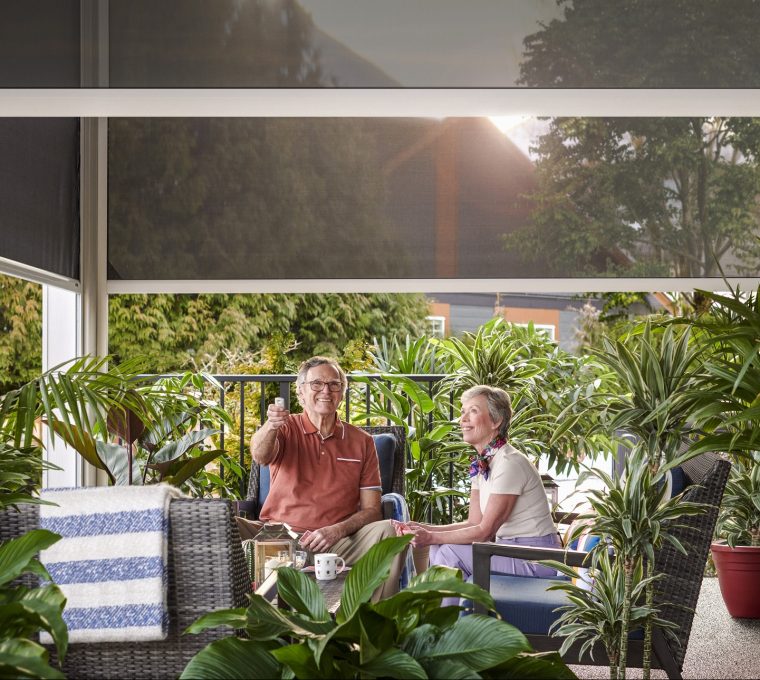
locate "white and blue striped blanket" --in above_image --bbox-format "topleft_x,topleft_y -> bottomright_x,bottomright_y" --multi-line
381,492 -> 415,588
39,484 -> 183,643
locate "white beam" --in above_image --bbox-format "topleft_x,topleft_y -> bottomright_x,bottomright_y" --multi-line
107,277 -> 760,295
1,89 -> 759,118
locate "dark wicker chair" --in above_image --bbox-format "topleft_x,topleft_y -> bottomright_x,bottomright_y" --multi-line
237,424 -> 406,519
472,454 -> 730,680
0,499 -> 249,680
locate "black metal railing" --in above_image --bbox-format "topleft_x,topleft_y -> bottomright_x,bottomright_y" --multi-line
206,373 -> 450,500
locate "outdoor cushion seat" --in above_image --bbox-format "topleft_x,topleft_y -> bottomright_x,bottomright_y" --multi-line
488,573 -> 570,634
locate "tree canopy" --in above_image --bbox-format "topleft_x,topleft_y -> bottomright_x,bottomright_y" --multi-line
519,0 -> 760,88
0,275 -> 41,392
506,117 -> 760,277
108,292 -> 429,373
511,2 -> 760,278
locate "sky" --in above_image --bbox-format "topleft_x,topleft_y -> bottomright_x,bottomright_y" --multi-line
298,0 -> 562,87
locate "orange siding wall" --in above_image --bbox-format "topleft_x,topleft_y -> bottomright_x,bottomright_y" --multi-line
499,307 -> 561,340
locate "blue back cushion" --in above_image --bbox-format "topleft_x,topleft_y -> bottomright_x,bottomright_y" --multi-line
373,433 -> 397,496
257,433 -> 396,508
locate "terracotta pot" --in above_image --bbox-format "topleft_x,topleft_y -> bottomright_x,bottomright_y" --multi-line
711,541 -> 760,618
412,545 -> 430,576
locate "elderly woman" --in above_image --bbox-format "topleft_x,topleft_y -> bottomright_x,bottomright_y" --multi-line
410,385 -> 560,581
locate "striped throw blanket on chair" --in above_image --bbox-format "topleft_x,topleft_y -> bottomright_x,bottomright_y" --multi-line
381,492 -> 415,588
39,484 -> 183,643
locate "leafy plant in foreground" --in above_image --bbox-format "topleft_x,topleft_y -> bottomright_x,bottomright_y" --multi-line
181,535 -> 576,679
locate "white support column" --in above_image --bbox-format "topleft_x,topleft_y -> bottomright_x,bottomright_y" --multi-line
79,0 -> 110,486
41,286 -> 82,488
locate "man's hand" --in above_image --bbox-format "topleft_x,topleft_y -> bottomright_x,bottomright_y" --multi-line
266,402 -> 290,429
300,524 -> 343,553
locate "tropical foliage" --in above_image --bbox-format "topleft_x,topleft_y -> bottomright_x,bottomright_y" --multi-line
0,274 -> 42,393
0,398 -> 67,677
689,286 -> 760,547
548,551 -> 677,680
0,356 -> 234,496
547,446 -> 705,680
582,321 -> 708,469
181,535 -> 576,680
437,318 -> 613,474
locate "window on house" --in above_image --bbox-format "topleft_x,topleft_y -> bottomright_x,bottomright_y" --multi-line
426,315 -> 446,338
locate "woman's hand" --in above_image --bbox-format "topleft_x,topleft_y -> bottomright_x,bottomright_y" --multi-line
411,527 -> 435,547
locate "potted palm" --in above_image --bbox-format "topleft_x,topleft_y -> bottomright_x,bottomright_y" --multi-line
690,287 -> 760,618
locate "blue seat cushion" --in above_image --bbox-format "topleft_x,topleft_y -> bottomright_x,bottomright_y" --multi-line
670,465 -> 687,497
257,433 -> 396,508
489,574 -> 570,635
373,433 -> 397,495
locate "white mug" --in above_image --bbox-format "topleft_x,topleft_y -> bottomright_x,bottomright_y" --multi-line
314,553 -> 346,581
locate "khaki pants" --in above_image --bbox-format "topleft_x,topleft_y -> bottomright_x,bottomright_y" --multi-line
235,517 -> 406,602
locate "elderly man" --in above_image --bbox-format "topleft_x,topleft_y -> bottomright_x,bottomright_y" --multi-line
241,355 -> 404,600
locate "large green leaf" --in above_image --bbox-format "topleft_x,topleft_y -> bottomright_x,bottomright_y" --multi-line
95,441 -> 141,486
180,637 -> 281,679
18,584 -> 68,661
336,534 -> 412,624
271,642 -> 324,678
0,638 -> 64,679
373,578 -> 496,620
482,651 -> 578,679
151,428 -> 220,465
359,648 -> 427,679
245,594 -> 323,641
183,607 -> 247,635
45,421 -> 104,471
164,449 -> 225,487
421,615 -> 530,671
275,567 -> 329,622
0,530 -> 60,588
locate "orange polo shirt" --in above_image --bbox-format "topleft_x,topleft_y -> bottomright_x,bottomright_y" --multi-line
258,412 -> 382,532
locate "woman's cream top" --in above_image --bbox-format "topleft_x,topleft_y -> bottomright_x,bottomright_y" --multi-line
470,443 -> 556,539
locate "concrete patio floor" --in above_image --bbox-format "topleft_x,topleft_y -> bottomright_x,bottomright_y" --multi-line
572,577 -> 760,679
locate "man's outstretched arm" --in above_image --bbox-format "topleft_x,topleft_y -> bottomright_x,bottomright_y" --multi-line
250,402 -> 289,465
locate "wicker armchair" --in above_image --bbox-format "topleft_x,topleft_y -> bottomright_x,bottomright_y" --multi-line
0,499 -> 249,680
238,425 -> 406,519
472,454 -> 730,680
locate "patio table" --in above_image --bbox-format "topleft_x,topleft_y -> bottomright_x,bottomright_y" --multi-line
257,567 -> 347,614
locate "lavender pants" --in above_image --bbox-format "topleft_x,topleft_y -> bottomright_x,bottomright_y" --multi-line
429,533 -> 562,607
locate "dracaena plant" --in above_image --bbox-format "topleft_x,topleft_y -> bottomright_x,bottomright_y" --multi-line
589,320 -> 708,471
557,445 -> 706,680
181,535 -> 577,680
437,318 -> 613,476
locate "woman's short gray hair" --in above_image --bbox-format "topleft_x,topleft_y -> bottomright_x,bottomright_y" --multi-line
461,385 -> 512,439
297,356 -> 347,390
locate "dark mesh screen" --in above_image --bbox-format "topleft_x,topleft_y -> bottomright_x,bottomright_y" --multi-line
108,116 -> 760,281
107,0 -> 760,88
0,119 -> 80,281
0,0 -> 80,87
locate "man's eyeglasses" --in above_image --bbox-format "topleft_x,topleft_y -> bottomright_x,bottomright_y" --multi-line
302,379 -> 344,393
